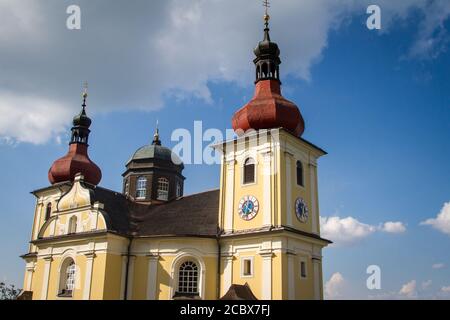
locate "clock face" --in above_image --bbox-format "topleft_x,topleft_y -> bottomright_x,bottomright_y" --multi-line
238,195 -> 259,221
295,198 -> 309,223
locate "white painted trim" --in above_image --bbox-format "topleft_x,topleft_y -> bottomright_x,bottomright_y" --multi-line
259,251 -> 273,300
169,251 -> 206,300
146,255 -> 159,300
309,163 -> 318,234
240,256 -> 255,278
313,258 -> 321,300
25,264 -> 35,291
126,256 -> 136,300
222,255 -> 233,296
262,152 -> 272,227
285,154 -> 293,227
82,252 -> 95,300
40,256 -> 52,300
33,203 -> 43,241
287,253 -> 295,300
224,160 -> 235,232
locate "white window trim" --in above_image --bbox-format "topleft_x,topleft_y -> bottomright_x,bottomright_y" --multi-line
157,177 -> 170,201
240,256 -> 255,278
56,252 -> 77,300
296,160 -> 306,190
299,257 -> 308,280
136,176 -> 147,200
169,252 -> 206,300
241,157 -> 258,187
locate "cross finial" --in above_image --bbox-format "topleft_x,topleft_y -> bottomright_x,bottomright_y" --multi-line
82,81 -> 88,109
153,119 -> 161,145
263,0 -> 270,26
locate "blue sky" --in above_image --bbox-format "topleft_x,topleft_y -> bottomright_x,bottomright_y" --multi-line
0,1 -> 449,299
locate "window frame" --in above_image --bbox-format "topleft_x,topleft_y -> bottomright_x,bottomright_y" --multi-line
45,203 -> 52,221
136,176 -> 147,200
296,160 -> 305,187
58,258 -> 76,298
242,157 -> 256,186
299,257 -> 308,279
157,177 -> 170,201
68,216 -> 77,235
177,260 -> 199,295
240,256 -> 254,278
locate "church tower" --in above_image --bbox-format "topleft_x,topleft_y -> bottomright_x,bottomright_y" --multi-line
216,11 -> 330,300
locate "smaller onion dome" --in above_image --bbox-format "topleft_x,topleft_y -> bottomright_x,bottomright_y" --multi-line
48,88 -> 102,186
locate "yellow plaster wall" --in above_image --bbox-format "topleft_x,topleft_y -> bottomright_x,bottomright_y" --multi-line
103,253 -> 124,300
131,256 -> 149,300
90,253 -> 107,300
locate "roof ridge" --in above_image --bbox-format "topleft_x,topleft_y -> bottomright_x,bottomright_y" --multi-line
181,188 -> 220,199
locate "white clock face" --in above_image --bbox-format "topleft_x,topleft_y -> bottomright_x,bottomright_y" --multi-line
238,195 -> 259,221
295,198 -> 309,223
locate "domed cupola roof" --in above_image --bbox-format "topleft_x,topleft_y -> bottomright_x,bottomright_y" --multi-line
253,16 -> 281,63
73,107 -> 92,128
126,126 -> 183,168
48,88 -> 102,186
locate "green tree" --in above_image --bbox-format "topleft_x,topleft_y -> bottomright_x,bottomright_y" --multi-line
0,282 -> 21,300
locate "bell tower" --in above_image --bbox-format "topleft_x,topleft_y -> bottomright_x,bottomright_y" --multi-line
217,7 -> 330,300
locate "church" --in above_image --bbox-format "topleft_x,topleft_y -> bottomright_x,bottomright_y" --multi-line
20,13 -> 331,300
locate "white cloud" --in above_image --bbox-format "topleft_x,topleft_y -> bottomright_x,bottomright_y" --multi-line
320,216 -> 376,246
422,280 -> 432,290
381,221 -> 407,234
421,202 -> 450,236
399,280 -> 417,298
324,272 -> 345,300
432,263 -> 445,270
1,0 -> 449,144
441,286 -> 450,293
321,216 -> 406,246
0,92 -> 71,144
408,0 -> 450,59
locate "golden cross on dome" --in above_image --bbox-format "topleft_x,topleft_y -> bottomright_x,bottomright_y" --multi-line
262,0 -> 271,24
82,81 -> 88,108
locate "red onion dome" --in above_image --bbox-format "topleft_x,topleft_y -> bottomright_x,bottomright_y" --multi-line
232,14 -> 305,137
232,79 -> 305,137
48,91 -> 102,186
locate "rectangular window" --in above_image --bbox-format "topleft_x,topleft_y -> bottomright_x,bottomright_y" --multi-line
300,261 -> 307,279
241,258 -> 254,277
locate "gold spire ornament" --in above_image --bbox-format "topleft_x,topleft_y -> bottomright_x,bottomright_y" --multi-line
263,0 -> 270,24
82,81 -> 88,108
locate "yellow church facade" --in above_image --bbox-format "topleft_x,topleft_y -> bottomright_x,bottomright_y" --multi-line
20,15 -> 331,301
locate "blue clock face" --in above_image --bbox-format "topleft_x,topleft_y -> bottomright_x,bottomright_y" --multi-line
238,196 -> 259,221
295,198 -> 309,223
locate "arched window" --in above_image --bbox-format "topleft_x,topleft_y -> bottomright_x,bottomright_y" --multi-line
296,161 -> 304,187
177,261 -> 199,295
45,203 -> 52,221
59,258 -> 76,297
157,178 -> 169,201
136,176 -> 147,199
243,158 -> 255,185
68,216 -> 77,234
